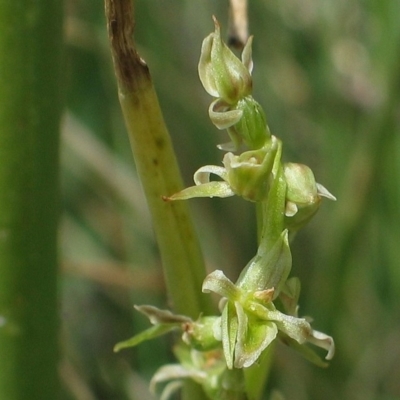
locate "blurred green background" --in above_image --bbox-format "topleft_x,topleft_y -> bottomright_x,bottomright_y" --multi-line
61,1 -> 400,399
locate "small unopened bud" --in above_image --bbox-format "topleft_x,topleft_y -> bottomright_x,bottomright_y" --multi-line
199,17 -> 252,104
283,163 -> 336,231
229,96 -> 270,150
182,316 -> 221,351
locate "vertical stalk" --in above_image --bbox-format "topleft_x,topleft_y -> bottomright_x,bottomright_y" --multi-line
105,2 -> 212,399
104,0 -> 213,319
0,1 -> 63,399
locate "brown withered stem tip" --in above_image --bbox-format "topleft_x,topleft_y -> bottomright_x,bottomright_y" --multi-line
105,0 -> 150,93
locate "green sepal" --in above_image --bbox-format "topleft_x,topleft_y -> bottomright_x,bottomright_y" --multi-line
230,96 -> 270,150
223,141 -> 278,202
202,269 -> 242,301
236,229 -> 292,297
198,17 -> 252,104
114,324 -> 177,352
182,316 -> 221,351
221,302 -> 238,369
166,181 -> 234,201
135,304 -> 191,324
234,302 -> 278,368
260,160 -> 286,245
114,305 -> 191,352
277,277 -> 301,316
283,163 -> 336,232
278,332 -> 329,368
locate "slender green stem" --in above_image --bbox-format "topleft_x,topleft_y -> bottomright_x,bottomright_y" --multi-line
0,1 -> 63,398
244,158 -> 285,399
243,200 -> 279,399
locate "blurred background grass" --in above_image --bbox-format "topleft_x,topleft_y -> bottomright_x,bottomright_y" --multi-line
60,1 -> 400,399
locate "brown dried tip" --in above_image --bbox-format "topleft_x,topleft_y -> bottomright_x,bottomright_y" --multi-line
105,0 -> 150,93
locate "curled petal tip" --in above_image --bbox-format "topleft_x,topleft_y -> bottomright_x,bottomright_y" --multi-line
242,35 -> 254,74
308,329 -> 335,360
212,15 -> 220,30
316,183 -> 337,201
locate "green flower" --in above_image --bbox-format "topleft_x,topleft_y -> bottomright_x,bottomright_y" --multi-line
150,346 -> 227,400
202,270 -> 335,369
114,306 -> 246,400
114,305 -> 221,354
151,345 -> 247,400
165,136 -> 281,202
199,17 -> 271,151
166,150 -> 336,235
199,16 -> 253,105
283,163 -> 336,232
209,95 -> 271,151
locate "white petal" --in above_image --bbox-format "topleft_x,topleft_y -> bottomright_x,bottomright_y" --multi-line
194,165 -> 227,185
160,381 -> 184,400
209,99 -> 243,130
198,34 -> 220,97
307,329 -> 335,360
269,309 -> 335,360
202,270 -> 241,300
234,302 -> 278,368
267,310 -> 311,345
241,36 -> 254,74
316,183 -> 337,201
168,182 -> 234,200
285,201 -> 298,217
150,364 -> 206,391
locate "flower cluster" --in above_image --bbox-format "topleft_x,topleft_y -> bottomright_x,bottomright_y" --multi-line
116,18 -> 336,400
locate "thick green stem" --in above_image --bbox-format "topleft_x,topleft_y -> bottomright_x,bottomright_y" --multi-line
104,0 -> 213,320
0,1 -> 63,399
105,2 -> 213,399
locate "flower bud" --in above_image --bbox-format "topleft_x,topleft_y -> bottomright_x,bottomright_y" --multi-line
283,163 -> 336,231
182,316 -> 221,351
229,96 -> 270,150
222,139 -> 279,202
198,17 -> 252,104
237,229 -> 292,297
